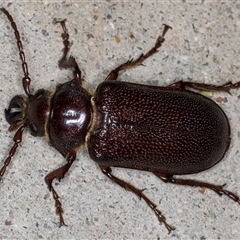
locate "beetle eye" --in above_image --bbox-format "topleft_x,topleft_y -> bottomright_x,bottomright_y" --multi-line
34,89 -> 45,100
29,123 -> 38,136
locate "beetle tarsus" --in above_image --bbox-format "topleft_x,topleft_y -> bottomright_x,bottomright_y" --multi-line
154,25 -> 172,50
217,187 -> 240,204
51,186 -> 68,227
162,24 -> 172,37
154,209 -> 175,234
45,179 -> 68,227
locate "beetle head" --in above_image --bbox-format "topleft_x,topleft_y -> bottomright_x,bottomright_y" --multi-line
5,95 -> 26,130
5,89 -> 51,137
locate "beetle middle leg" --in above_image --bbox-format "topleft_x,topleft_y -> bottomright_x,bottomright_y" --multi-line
154,173 -> 240,204
105,24 -> 172,81
99,164 -> 175,234
44,149 -> 77,227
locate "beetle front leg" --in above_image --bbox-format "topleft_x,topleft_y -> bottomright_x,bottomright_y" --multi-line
169,80 -> 240,93
99,165 -> 175,233
45,149 -> 76,227
154,173 -> 240,204
54,19 -> 82,84
105,24 -> 172,81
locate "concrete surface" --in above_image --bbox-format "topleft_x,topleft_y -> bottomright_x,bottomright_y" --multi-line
0,1 -> 239,240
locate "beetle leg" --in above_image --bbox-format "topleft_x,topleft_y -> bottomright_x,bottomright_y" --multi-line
154,173 -> 240,204
44,149 -> 76,227
169,80 -> 240,93
99,164 -> 175,233
105,24 -> 172,81
54,19 -> 82,84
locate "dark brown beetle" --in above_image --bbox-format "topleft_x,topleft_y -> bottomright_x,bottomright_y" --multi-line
0,8 -> 239,233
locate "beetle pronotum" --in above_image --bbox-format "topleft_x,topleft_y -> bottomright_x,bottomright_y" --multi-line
0,8 -> 239,233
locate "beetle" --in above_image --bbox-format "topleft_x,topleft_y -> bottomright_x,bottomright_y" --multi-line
0,8 -> 239,233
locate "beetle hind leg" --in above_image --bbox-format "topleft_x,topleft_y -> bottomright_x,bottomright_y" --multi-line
99,165 -> 175,233
154,173 -> 240,204
169,80 -> 240,93
105,24 -> 172,81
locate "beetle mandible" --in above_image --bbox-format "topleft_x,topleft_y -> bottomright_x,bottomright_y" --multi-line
0,8 -> 239,233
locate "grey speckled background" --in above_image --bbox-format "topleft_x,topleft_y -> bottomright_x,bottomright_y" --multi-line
0,1 -> 239,240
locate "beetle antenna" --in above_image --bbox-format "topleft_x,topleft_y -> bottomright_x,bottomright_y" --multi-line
0,124 -> 27,181
1,8 -> 31,97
